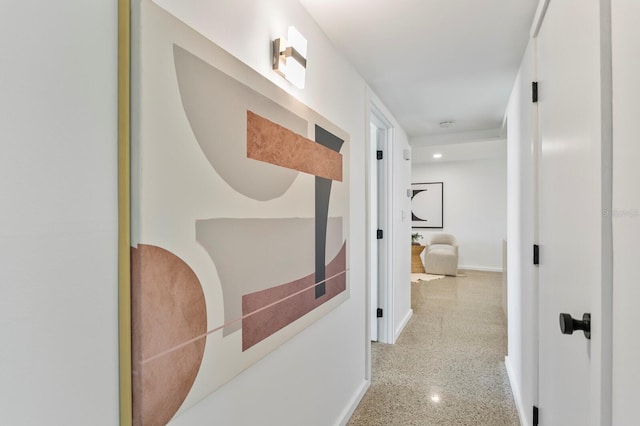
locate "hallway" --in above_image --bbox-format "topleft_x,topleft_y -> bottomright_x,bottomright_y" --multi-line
348,271 -> 519,426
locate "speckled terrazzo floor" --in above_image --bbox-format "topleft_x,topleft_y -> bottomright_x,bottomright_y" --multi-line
347,270 -> 520,426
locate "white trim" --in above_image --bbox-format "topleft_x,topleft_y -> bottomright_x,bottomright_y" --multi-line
598,1 -> 614,422
335,379 -> 370,426
505,356 -> 530,426
364,98 -> 374,382
394,309 -> 413,342
459,265 -> 503,273
382,129 -> 394,344
368,98 -> 395,345
367,122 -> 378,344
531,0 -> 551,37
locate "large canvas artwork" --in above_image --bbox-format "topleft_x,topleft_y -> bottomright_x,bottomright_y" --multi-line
129,1 -> 350,424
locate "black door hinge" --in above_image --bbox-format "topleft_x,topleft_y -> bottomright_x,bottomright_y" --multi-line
377,150 -> 383,160
532,81 -> 539,103
533,244 -> 540,265
377,229 -> 383,239
533,406 -> 539,426
377,308 -> 383,318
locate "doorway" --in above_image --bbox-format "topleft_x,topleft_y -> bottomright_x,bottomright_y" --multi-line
367,103 -> 394,349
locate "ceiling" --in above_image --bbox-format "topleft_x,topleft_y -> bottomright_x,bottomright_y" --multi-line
411,139 -> 506,164
300,0 -> 539,145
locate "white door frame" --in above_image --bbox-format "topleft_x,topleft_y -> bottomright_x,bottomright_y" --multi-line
368,121 -> 379,343
365,99 -> 395,378
374,107 -> 394,345
610,1 -> 640,423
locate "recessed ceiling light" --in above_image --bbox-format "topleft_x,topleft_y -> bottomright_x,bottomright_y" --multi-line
433,153 -> 442,159
439,121 -> 454,128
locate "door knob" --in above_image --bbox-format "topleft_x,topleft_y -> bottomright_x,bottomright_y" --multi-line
559,313 -> 591,340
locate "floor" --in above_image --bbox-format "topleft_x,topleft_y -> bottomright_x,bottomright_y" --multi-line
347,270 -> 520,426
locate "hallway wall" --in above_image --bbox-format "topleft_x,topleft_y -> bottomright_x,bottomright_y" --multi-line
145,1 -> 387,424
0,1 -> 120,424
0,0 -> 412,425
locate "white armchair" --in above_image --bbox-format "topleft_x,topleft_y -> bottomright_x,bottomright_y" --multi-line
424,233 -> 459,276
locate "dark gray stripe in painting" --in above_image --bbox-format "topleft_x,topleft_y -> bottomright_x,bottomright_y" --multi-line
315,177 -> 332,298
196,217 -> 344,335
315,125 -> 344,298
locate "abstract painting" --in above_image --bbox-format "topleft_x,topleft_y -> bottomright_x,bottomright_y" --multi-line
128,1 -> 350,424
411,182 -> 443,228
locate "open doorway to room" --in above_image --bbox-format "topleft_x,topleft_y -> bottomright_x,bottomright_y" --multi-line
352,134 -> 515,425
367,104 -> 394,348
407,136 -> 509,356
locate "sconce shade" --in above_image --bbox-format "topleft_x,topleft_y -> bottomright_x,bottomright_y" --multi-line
273,26 -> 307,89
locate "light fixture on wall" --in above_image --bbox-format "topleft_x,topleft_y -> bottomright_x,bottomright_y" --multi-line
433,153 -> 442,159
273,26 -> 307,89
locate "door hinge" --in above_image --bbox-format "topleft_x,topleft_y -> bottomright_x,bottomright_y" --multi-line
533,405 -> 539,426
376,150 -> 383,160
377,229 -> 383,239
377,308 -> 383,318
532,81 -> 539,103
533,244 -> 540,265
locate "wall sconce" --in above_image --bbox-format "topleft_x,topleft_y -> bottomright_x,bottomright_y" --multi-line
273,26 -> 307,89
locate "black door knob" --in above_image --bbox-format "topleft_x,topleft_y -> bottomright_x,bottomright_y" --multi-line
559,313 -> 591,340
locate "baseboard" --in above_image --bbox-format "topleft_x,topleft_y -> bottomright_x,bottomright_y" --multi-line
505,355 -> 529,426
394,309 -> 413,343
335,379 -> 370,426
459,265 -> 503,273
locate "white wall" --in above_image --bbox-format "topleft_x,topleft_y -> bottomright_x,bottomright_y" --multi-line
611,1 -> 640,423
411,154 -> 507,271
148,1 -> 410,423
0,0 -> 413,425
504,39 -> 538,426
0,1 -> 120,425
151,2 -> 365,424
389,114 -> 413,341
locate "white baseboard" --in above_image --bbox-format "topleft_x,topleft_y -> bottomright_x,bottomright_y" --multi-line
394,309 -> 413,343
336,379 -> 370,426
505,355 -> 529,426
459,265 -> 503,273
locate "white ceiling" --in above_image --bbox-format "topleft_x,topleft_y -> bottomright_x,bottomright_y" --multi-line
411,139 -> 506,164
300,0 -> 539,145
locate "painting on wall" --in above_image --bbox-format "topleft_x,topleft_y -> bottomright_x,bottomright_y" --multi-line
127,1 -> 350,424
411,182 -> 443,228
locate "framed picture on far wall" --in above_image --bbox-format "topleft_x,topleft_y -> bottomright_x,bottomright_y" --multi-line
411,182 -> 443,228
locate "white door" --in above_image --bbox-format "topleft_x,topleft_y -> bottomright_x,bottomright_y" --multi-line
536,0 -> 610,424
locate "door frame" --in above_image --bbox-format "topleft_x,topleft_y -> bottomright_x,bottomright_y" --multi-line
368,120 -> 380,343
365,98 -> 395,378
